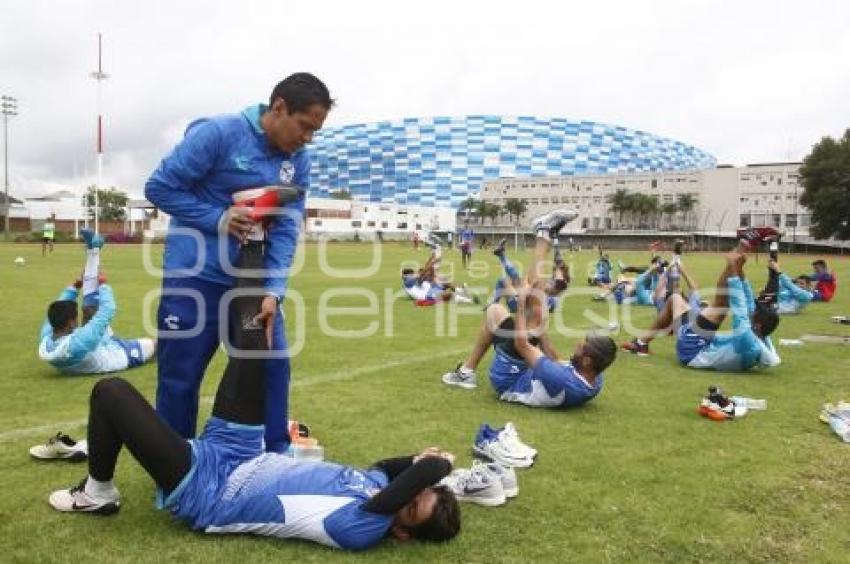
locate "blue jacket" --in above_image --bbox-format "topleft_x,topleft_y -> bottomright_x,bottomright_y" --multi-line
145,104 -> 308,298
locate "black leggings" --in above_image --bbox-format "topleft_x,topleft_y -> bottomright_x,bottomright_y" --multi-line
88,242 -> 269,495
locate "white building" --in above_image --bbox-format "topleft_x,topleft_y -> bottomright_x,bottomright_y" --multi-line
480,162 -> 811,239
305,197 -> 456,240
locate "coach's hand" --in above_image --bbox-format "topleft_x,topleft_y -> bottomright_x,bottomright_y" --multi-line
224,206 -> 256,242
252,295 -> 278,349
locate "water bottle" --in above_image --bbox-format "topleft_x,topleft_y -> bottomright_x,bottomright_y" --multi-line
731,396 -> 767,410
779,338 -> 803,346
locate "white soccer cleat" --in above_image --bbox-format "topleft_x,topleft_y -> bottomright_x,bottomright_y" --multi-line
30,432 -> 88,462
48,479 -> 121,515
440,464 -> 506,507
441,364 -> 477,389
531,208 -> 580,239
499,422 -> 538,460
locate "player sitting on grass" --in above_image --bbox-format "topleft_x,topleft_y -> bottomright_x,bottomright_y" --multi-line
622,248 -> 780,371
587,249 -> 613,289
758,259 -> 814,315
809,259 -> 837,302
47,286 -> 460,551
441,210 -> 617,407
489,234 -> 571,313
598,257 -> 665,306
38,229 -> 156,375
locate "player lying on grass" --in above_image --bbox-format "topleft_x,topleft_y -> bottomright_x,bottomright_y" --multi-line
757,259 -> 814,315
38,229 -> 156,375
47,287 -> 460,550
401,243 -> 477,305
489,235 -> 571,313
441,210 -> 617,407
622,248 -> 781,371
587,249 -> 613,289
596,257 -> 665,306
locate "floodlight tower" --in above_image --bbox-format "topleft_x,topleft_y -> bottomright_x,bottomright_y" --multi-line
89,33 -> 109,234
2,95 -> 18,241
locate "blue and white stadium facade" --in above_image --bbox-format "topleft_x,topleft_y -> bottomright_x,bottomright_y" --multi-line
307,116 -> 716,208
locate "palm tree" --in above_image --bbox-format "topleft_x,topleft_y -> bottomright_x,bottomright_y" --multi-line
676,193 -> 698,229
474,200 -> 488,225
661,202 -> 678,230
504,198 -> 528,226
484,203 -> 501,225
458,197 -> 477,221
606,188 -> 629,228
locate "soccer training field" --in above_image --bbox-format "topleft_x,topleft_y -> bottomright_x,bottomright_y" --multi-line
2,241 -> 850,562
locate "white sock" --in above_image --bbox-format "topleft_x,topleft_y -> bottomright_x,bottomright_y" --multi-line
460,365 -> 475,374
82,248 -> 101,297
84,476 -> 118,500
636,339 -> 646,346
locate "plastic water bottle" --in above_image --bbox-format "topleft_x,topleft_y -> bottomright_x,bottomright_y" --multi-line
731,396 -> 767,410
779,338 -> 803,346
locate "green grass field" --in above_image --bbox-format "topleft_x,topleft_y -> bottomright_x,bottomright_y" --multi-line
2,241 -> 850,563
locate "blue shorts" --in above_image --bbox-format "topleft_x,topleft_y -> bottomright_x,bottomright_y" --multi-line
489,351 -> 602,408
112,338 -> 145,368
675,322 -> 711,365
594,275 -> 611,285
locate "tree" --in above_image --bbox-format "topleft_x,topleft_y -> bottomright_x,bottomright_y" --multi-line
484,202 -> 501,225
799,129 -> 850,240
330,189 -> 352,200
606,188 -> 629,227
661,202 -> 678,230
676,193 -> 698,229
503,198 -> 527,225
474,200 -> 488,224
84,186 -> 128,222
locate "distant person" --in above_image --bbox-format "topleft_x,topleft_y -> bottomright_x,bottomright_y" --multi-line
810,259 -> 837,302
42,215 -> 56,256
38,230 -> 156,375
460,225 -> 475,268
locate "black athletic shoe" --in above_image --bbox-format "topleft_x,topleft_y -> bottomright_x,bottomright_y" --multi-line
493,238 -> 507,257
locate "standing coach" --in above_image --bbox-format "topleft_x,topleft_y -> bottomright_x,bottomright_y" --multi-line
145,73 -> 333,452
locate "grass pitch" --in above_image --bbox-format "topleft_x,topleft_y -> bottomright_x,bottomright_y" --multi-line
1,241 -> 849,563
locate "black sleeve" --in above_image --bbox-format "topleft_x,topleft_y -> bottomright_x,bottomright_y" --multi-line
370,456 -> 415,480
361,457 -> 452,516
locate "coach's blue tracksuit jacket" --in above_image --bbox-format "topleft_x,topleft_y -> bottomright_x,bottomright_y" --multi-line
145,104 -> 307,452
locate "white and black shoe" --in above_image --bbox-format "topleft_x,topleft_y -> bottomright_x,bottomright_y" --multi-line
49,478 -> 121,515
499,422 -> 538,460
442,363 -> 477,389
30,432 -> 88,462
440,463 -> 506,506
531,208 -> 579,240
474,460 -> 519,498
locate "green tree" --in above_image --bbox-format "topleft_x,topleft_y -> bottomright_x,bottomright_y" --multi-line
661,202 -> 678,230
799,129 -> 850,239
607,188 -> 629,227
504,198 -> 527,225
676,193 -> 698,229
484,202 -> 502,225
330,190 -> 352,200
84,186 -> 128,222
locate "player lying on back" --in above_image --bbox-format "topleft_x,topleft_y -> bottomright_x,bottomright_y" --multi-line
47,283 -> 460,551
38,229 -> 156,375
489,234 -> 571,314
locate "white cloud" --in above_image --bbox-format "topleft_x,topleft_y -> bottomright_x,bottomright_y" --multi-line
1,0 -> 848,199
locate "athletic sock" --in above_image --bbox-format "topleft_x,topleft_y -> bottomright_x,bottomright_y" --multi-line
84,476 -> 119,501
82,248 -> 100,307
636,339 -> 646,346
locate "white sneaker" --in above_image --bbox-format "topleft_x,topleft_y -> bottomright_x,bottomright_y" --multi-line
440,464 -> 506,506
442,364 -> 477,389
473,432 -> 534,468
500,422 -> 538,459
49,479 -> 121,515
30,432 -> 88,461
473,460 -> 519,498
531,208 -> 580,239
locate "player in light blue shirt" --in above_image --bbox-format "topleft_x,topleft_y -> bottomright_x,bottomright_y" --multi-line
623,249 -> 781,371
38,231 -> 155,375
48,287 -> 460,550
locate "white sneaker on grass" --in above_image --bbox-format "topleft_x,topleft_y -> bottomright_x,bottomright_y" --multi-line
473,426 -> 534,468
49,478 -> 121,515
30,432 -> 88,461
473,460 -> 519,498
500,422 -> 538,459
442,364 -> 477,389
440,464 -> 506,506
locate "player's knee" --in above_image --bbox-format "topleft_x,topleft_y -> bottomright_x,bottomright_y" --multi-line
91,376 -> 131,404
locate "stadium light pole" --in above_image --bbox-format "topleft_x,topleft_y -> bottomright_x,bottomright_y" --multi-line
2,95 -> 18,241
89,32 -> 109,235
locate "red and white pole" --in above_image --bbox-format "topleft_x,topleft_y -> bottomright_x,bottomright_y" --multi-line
90,33 -> 109,234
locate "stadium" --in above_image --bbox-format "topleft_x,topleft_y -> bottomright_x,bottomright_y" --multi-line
308,116 -> 716,207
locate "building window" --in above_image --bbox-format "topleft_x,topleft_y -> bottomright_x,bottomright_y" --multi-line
581,218 -> 589,229
771,214 -> 781,227
397,222 -> 407,229
381,221 -> 388,228
651,179 -> 658,188
799,214 -> 811,227
752,214 -> 766,227
367,221 -> 376,227
314,220 -> 322,227
739,214 -> 750,227
785,214 -> 797,227
351,220 -> 362,228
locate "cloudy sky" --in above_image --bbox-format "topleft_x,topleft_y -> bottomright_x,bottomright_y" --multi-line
2,0 -> 848,199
